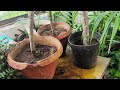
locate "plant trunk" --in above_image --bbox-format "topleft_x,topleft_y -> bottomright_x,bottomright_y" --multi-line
27,11 -> 36,54
49,11 -> 54,54
49,11 -> 54,36
81,11 -> 89,46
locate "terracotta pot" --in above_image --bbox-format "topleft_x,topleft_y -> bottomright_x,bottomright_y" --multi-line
36,22 -> 72,57
7,36 -> 63,79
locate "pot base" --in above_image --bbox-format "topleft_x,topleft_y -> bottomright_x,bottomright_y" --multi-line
74,59 -> 97,69
20,59 -> 58,79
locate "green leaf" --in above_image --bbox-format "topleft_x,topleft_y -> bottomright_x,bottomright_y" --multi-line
72,11 -> 78,25
63,11 -> 72,17
101,30 -> 109,56
0,73 -> 4,78
99,12 -> 118,55
89,16 -> 96,25
108,14 -> 120,53
66,20 -> 72,26
90,11 -> 110,44
73,24 -> 82,33
6,69 -> 9,73
0,56 -> 4,60
60,11 -> 72,21
115,71 -> 120,78
2,71 -> 6,76
114,52 -> 120,61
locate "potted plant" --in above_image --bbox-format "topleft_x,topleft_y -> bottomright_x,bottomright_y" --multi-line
7,11 -> 63,79
33,11 -> 49,30
36,11 -> 72,57
68,11 -> 101,69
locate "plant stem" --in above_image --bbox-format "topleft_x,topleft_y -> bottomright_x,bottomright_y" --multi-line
28,11 -> 36,54
49,11 -> 54,36
49,11 -> 54,55
81,11 -> 89,45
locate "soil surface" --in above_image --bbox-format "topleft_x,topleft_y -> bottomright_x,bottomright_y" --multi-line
15,44 -> 57,64
74,38 -> 98,45
39,25 -> 67,36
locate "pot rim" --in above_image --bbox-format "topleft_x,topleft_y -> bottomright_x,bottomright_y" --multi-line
68,31 -> 100,47
7,36 -> 63,70
37,22 -> 72,40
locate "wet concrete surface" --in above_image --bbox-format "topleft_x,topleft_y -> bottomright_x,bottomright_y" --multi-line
53,45 -> 110,79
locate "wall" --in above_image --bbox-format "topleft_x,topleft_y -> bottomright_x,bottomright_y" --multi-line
0,20 -> 50,40
0,23 -> 26,40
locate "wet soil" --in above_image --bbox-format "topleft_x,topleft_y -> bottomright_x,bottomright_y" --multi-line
15,44 -> 57,64
38,25 -> 67,36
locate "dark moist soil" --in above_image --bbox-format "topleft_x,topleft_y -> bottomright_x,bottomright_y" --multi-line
39,26 -> 67,36
15,44 -> 57,64
74,38 -> 98,45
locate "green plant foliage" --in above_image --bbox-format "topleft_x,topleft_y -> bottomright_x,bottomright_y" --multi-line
90,11 -> 109,44
106,50 -> 120,79
99,12 -> 118,56
88,11 -> 120,56
108,14 -> 120,53
53,11 -> 120,56
49,11 -> 120,79
0,39 -> 22,79
53,11 -> 81,33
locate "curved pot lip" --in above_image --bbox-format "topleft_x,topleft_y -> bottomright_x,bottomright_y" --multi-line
7,36 -> 63,70
37,22 -> 72,40
68,31 -> 100,47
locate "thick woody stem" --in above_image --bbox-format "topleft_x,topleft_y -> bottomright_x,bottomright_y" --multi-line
49,11 -> 54,36
81,11 -> 89,45
28,11 -> 36,54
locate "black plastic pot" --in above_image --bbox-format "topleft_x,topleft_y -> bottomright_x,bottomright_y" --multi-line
60,36 -> 69,57
68,31 -> 101,69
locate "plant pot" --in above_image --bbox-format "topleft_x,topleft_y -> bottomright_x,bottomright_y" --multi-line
7,36 -> 63,79
36,22 -> 72,57
34,20 -> 50,30
68,31 -> 101,69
